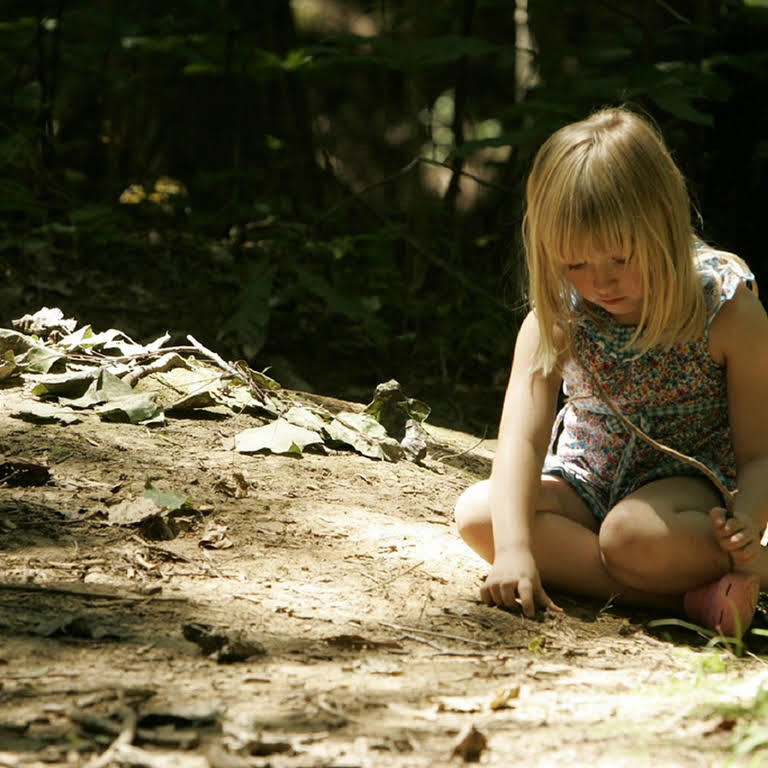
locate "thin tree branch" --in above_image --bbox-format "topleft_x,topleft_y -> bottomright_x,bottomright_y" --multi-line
317,155 -> 508,223
420,157 -> 507,191
655,0 -> 692,24
578,362 -> 735,518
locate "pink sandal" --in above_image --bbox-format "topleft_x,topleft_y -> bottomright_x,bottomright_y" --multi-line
683,572 -> 760,639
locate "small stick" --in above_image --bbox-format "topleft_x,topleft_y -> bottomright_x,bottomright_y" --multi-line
233,594 -> 261,606
315,694 -> 353,724
398,632 -> 448,651
375,620 -> 492,647
66,345 -> 199,364
581,366 -> 735,518
82,707 -> 136,768
70,709 -> 197,749
365,561 -> 425,591
434,431 -> 489,463
186,334 -> 269,402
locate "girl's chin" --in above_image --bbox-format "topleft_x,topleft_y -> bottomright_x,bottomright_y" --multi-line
592,299 -> 641,325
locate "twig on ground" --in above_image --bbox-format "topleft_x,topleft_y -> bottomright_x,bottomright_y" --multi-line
434,431 -> 489,463
65,345 -> 198,365
70,709 -> 198,749
375,620 -> 492,647
82,706 -> 136,768
399,633 -> 448,651
365,561 -> 425,592
315,695 -> 353,724
186,334 -> 269,403
233,594 -> 262,606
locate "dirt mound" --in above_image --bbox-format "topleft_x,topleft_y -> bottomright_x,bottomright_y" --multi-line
2,370 -> 768,767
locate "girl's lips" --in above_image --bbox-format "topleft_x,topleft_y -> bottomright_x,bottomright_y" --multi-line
599,296 -> 623,305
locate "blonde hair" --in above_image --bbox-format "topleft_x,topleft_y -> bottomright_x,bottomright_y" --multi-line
523,106 -> 707,375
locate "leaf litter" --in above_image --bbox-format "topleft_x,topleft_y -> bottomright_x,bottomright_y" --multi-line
3,306 -> 430,461
3,306 -> 768,767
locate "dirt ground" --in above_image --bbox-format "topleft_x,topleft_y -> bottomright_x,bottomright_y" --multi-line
4,377 -> 768,768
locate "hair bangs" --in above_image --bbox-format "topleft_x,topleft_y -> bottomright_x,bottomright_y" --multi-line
524,106 -> 709,376
547,149 -> 639,268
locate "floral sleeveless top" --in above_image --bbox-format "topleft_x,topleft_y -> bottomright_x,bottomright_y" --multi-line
542,247 -> 754,519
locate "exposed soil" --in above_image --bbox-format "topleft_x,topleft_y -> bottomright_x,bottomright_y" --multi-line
3,379 -> 768,768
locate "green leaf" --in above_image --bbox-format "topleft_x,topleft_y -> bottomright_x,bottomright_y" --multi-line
448,126 -> 547,159
365,379 -> 431,431
0,351 -> 17,381
33,371 -> 96,399
182,62 -> 224,75
9,402 -> 80,425
143,486 -> 189,512
306,34 -> 506,71
282,48 -> 312,71
323,412 -> 403,462
234,419 -> 323,455
96,392 -> 162,424
649,92 -> 714,125
18,344 -> 67,374
0,329 -> 36,355
95,369 -> 134,400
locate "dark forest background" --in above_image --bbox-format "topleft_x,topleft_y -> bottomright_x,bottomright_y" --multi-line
1,0 -> 766,434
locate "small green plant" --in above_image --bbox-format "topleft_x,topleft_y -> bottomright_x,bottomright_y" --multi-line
647,616 -> 746,657
527,636 -> 546,654
691,648 -> 727,677
597,592 -> 619,615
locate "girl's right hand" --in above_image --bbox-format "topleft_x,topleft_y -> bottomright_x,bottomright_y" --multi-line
479,548 -> 562,619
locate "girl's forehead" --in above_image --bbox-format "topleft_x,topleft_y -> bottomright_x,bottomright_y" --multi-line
559,245 -> 626,264
556,228 -> 634,263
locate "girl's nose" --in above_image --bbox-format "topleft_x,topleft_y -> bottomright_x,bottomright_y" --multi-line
593,264 -> 617,291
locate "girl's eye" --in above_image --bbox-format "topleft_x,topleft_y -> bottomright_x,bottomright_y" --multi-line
613,258 -> 627,266
567,263 -> 585,271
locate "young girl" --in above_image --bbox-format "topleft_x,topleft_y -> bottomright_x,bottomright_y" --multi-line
455,106 -> 768,638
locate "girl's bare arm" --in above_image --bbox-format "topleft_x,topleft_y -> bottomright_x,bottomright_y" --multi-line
483,311 -> 563,614
710,284 -> 768,565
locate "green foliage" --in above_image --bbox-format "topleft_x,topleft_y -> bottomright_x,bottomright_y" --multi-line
0,0 -> 766,430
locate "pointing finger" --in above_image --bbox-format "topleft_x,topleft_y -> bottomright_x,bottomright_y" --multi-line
517,578 -> 535,618
500,582 -> 520,609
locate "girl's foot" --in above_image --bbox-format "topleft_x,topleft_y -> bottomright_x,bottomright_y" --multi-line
683,572 -> 760,639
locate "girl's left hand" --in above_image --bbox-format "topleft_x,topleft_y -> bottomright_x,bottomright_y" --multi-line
710,506 -> 763,569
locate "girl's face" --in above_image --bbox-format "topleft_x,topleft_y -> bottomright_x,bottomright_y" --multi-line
564,251 -> 644,325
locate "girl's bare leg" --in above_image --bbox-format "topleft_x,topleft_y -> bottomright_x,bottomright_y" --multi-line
599,475 -> 768,591
454,476 -> 680,610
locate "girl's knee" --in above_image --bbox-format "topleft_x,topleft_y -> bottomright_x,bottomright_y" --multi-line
454,480 -> 494,561
598,500 -> 656,574
454,480 -> 490,532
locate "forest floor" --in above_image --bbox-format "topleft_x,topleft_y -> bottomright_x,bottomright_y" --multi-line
4,369 -> 768,768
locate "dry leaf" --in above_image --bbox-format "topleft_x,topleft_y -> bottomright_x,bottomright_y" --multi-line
199,519 -> 234,549
489,685 -> 520,710
450,724 -> 487,762
214,471 -> 253,499
107,496 -> 162,525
